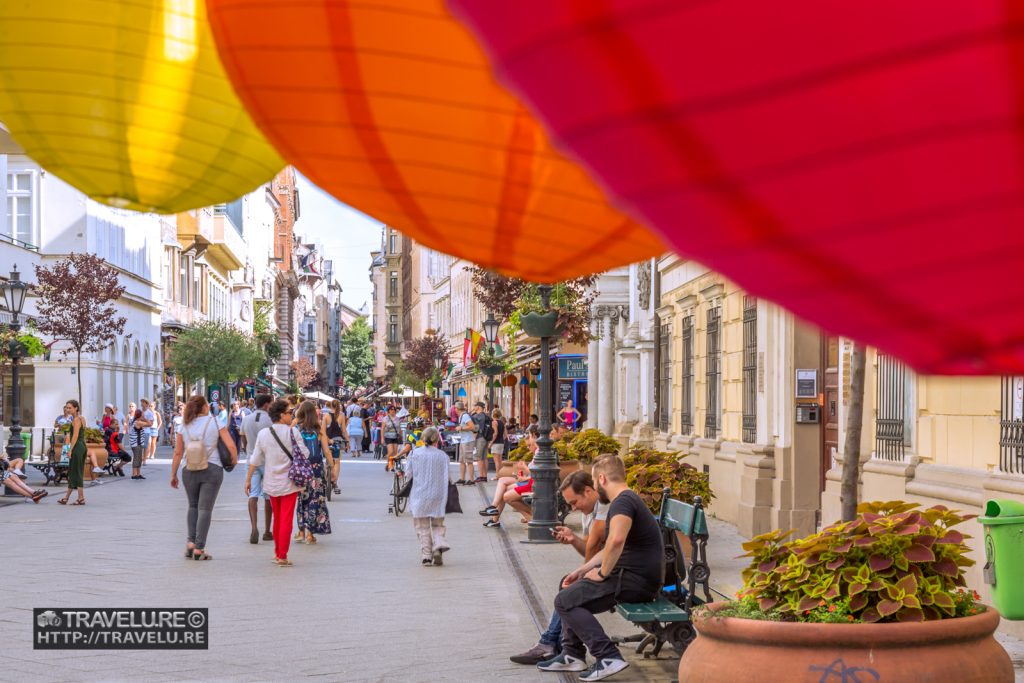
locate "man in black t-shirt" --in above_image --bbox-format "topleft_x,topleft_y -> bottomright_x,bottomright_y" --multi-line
538,454 -> 663,682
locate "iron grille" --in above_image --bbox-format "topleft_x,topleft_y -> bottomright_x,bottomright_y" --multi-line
705,306 -> 721,439
742,296 -> 757,443
659,322 -> 671,432
999,376 -> 1024,475
875,352 -> 906,461
681,315 -> 694,435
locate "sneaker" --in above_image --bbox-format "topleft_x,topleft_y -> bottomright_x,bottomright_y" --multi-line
510,643 -> 555,665
13,468 -> 26,479
92,467 -> 104,474
579,658 -> 629,681
333,486 -> 341,495
421,558 -> 433,566
483,519 -> 501,528
474,476 -> 487,482
454,479 -> 467,485
537,653 -> 587,673
479,506 -> 500,516
432,549 -> 443,566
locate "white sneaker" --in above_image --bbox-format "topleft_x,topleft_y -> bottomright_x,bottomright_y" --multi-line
537,653 -> 587,673
579,658 -> 629,681
92,467 -> 104,473
13,468 -> 26,479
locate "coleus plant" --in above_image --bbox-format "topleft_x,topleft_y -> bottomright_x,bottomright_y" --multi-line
738,501 -> 976,623
622,445 -> 715,515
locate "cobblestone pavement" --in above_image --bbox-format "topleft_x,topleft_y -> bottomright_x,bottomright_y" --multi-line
4,448 -> 1023,682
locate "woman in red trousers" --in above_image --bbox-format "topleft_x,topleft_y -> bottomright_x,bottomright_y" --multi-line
245,399 -> 305,566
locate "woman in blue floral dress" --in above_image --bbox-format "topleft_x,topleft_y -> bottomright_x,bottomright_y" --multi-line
294,401 -> 333,543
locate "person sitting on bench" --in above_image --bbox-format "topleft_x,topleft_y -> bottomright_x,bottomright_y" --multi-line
510,470 -> 607,665
537,454 -> 663,682
0,458 -> 46,502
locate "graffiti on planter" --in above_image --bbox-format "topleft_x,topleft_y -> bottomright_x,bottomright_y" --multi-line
809,658 -> 880,683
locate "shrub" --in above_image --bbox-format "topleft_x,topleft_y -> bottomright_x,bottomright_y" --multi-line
622,445 -> 714,514
566,428 -> 621,463
737,501 -> 979,623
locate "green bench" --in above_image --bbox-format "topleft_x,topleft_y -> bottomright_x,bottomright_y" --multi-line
614,488 -> 712,657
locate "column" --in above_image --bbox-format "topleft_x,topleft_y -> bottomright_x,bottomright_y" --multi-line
586,319 -> 599,429
598,314 -> 614,434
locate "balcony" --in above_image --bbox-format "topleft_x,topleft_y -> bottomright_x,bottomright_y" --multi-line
209,212 -> 246,271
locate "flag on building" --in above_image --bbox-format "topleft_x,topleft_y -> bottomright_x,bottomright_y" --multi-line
463,328 -> 484,366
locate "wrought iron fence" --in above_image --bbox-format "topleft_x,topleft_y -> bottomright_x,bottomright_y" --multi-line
659,321 -> 671,432
999,376 -> 1024,475
875,351 -> 906,461
704,306 -> 721,439
742,296 -> 757,443
681,315 -> 694,435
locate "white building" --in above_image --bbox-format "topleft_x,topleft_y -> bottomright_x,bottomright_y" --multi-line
1,125 -> 163,452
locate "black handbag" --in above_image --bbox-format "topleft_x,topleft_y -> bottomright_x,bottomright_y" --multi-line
446,481 -> 462,514
398,476 -> 413,499
217,432 -> 235,472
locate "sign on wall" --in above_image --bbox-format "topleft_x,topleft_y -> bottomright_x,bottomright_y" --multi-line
558,356 -> 587,380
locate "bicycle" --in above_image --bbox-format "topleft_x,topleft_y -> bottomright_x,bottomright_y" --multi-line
388,454 -> 409,516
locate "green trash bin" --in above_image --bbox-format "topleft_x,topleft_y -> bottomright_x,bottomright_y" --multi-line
978,499 -> 1024,620
20,432 -> 30,457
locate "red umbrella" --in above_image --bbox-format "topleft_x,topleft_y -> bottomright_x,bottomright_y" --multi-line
450,1 -> 1024,374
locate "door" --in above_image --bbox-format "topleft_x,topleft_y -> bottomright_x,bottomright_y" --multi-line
821,336 -> 840,492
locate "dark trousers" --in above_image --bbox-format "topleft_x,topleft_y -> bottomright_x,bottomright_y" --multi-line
554,572 -> 656,661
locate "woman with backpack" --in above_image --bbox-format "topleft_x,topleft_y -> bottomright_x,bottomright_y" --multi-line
170,395 -> 238,561
323,399 -> 346,495
294,401 -> 333,545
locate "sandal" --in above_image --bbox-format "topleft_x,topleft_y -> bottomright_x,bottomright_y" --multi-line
277,559 -> 293,567
31,490 -> 48,503
57,496 -> 69,505
71,499 -> 86,505
192,550 -> 212,560
185,543 -> 195,559
306,536 -> 317,545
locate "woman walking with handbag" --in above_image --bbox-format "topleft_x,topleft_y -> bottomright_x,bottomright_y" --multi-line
294,401 -> 333,545
245,399 -> 308,566
406,427 -> 451,566
170,395 -> 238,561
323,399 -> 346,495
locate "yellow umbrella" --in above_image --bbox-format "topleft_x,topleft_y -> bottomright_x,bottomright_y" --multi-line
0,0 -> 283,213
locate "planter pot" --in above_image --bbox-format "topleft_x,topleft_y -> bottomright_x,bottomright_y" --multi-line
520,311 -> 561,338
496,463 -> 515,478
480,364 -> 503,377
84,446 -> 108,481
558,459 -> 582,480
679,602 -> 1013,683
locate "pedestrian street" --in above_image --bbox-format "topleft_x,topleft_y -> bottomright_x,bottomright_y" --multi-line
0,448 -> 683,682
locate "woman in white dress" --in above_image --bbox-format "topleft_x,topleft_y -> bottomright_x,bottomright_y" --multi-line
406,427 -> 451,566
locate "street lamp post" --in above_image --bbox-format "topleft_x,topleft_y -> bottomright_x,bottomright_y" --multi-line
482,311 -> 499,410
2,267 -> 29,464
526,285 -> 558,543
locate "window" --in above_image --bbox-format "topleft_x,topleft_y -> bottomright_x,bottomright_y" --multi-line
742,296 -> 757,443
5,170 -> 36,247
193,264 -> 202,313
658,321 -> 671,432
875,351 -> 912,460
389,232 -> 398,254
704,306 -> 721,439
388,271 -> 398,300
164,248 -> 174,300
681,314 -> 694,435
388,314 -> 398,344
307,322 -> 315,342
179,254 -> 191,306
1000,376 -> 1024,475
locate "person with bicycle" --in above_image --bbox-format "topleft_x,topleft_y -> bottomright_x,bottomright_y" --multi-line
406,426 -> 450,566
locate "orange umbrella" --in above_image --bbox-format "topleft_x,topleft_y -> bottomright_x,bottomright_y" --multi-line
205,0 -> 664,281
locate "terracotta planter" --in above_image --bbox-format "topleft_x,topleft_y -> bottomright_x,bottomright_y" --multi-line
679,602 -> 1013,683
84,446 -> 108,481
496,463 -> 515,478
558,459 -> 582,480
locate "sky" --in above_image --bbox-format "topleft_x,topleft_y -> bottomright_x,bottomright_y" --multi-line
293,173 -> 382,313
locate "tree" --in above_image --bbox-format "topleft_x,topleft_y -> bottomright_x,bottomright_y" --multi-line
168,321 -> 264,395
840,342 -> 867,521
339,317 -> 374,388
402,332 -> 452,385
290,358 -> 316,389
34,253 -> 127,403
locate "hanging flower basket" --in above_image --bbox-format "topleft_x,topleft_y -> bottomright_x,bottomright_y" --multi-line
480,364 -> 503,377
520,311 -> 561,338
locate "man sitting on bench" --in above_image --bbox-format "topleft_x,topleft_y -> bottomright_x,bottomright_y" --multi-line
538,454 -> 663,682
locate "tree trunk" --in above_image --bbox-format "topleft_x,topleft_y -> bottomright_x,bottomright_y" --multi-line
840,341 -> 867,521
76,348 -> 83,406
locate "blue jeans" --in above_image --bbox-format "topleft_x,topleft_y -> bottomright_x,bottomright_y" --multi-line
540,611 -> 562,648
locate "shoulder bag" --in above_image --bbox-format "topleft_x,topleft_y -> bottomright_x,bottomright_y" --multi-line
270,426 -> 314,487
216,416 -> 236,472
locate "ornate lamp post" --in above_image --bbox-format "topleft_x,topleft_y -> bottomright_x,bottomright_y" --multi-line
433,349 -> 445,421
2,267 -> 29,463
482,311 -> 499,410
526,285 -> 558,543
